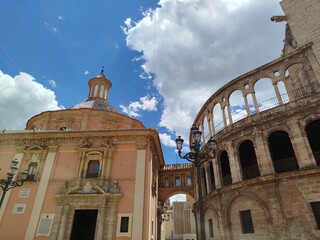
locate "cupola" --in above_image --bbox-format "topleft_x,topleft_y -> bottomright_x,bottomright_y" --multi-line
88,67 -> 112,101
69,67 -> 117,111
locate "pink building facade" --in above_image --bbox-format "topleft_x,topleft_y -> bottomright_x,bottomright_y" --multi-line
0,71 -> 164,240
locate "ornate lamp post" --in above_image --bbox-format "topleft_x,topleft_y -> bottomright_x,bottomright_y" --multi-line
175,125 -> 217,240
0,159 -> 28,208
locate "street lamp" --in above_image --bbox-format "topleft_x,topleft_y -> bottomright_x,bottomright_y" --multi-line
175,125 -> 217,240
0,159 -> 28,208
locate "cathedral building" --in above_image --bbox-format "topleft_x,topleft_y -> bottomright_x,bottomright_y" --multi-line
190,0 -> 320,239
0,70 -> 164,239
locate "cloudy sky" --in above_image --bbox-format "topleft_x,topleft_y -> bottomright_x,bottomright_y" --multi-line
0,0 -> 286,164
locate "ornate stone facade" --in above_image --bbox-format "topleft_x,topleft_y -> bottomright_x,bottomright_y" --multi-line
0,71 -> 164,240
189,1 -> 320,239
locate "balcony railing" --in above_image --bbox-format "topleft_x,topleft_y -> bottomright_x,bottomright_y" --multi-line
20,172 -> 39,181
222,174 -> 232,186
162,163 -> 193,171
242,165 -> 260,180
291,83 -> 315,99
273,157 -> 299,173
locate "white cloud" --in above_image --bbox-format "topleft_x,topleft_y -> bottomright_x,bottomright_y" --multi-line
83,70 -> 90,75
123,0 -> 285,139
58,15 -> 65,20
120,95 -> 158,117
48,79 -> 57,88
159,133 -> 176,147
0,70 -> 62,130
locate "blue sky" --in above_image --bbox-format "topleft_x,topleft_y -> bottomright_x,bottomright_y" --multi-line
0,0 -> 286,164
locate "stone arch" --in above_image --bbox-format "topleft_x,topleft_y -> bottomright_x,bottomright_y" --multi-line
219,150 -> 232,186
204,205 -> 221,239
284,62 -> 315,100
223,191 -> 274,239
160,190 -> 195,206
268,130 -> 299,173
238,140 -> 260,180
253,77 -> 278,112
228,89 -> 247,124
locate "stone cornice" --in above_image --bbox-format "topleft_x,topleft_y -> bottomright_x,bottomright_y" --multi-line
0,129 -> 154,145
0,128 -> 165,166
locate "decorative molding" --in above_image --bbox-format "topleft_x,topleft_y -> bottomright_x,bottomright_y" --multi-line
136,142 -> 147,150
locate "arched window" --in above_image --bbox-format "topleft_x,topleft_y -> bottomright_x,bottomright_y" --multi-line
220,151 -> 232,186
239,140 -> 260,180
285,63 -> 314,99
209,161 -> 215,190
254,77 -> 279,112
213,103 -> 224,133
229,89 -> 247,123
268,131 -> 299,173
305,120 -> 320,165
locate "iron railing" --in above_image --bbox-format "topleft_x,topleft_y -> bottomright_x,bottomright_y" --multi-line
273,157 -> 299,173
242,165 -> 260,180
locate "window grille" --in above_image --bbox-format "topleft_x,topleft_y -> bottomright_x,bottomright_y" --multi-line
240,210 -> 254,234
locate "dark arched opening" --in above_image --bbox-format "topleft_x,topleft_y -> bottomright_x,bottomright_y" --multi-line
305,119 -> 320,165
202,167 -> 208,195
209,161 -> 215,190
268,131 -> 299,173
239,140 -> 260,180
220,151 -> 232,186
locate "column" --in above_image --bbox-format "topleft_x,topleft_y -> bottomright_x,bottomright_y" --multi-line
96,205 -> 106,239
212,158 -> 222,189
105,146 -> 116,179
211,112 -> 216,135
221,106 -> 227,128
57,205 -> 70,240
204,162 -> 212,194
253,130 -> 274,175
289,120 -> 317,168
273,82 -> 283,105
77,151 -> 85,178
201,122 -> 205,144
251,92 -> 260,113
226,103 -> 233,124
226,142 -> 242,183
243,93 -> 251,116
208,116 -> 213,137
132,142 -> 147,240
25,146 -> 57,240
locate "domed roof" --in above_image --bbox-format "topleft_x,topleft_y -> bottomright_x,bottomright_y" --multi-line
70,99 -> 117,111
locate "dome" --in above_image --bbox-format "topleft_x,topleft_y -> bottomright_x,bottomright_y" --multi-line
70,99 -> 117,112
